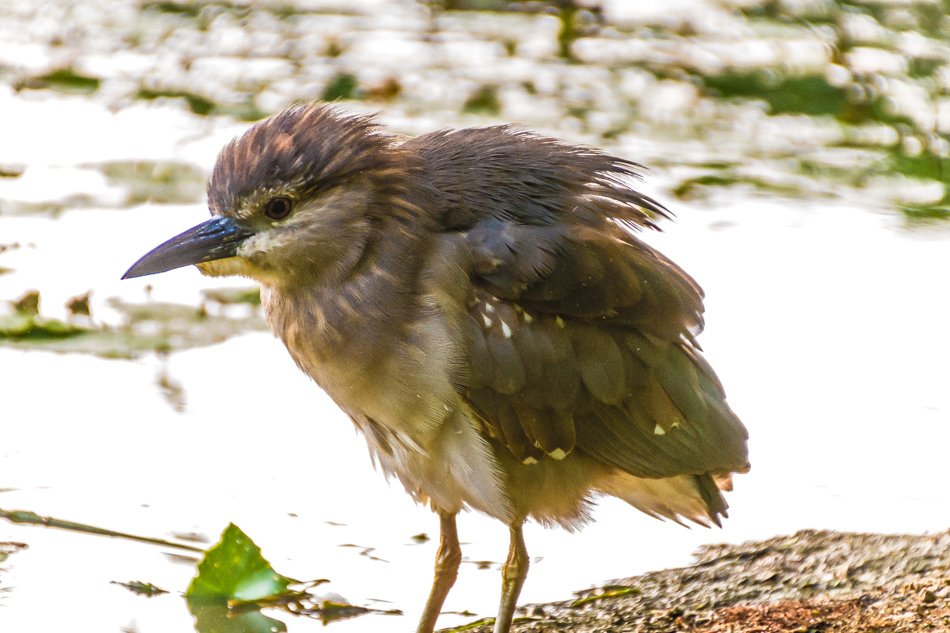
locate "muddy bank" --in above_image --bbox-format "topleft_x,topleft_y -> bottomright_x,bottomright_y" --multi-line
458,529 -> 950,632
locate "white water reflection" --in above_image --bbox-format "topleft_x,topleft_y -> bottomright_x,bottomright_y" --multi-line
2,0 -> 949,627
2,193 -> 948,632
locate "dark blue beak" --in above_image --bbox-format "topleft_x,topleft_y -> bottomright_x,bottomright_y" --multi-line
122,217 -> 255,279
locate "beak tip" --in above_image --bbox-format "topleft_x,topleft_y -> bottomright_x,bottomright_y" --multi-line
120,216 -> 252,282
121,260 -> 153,280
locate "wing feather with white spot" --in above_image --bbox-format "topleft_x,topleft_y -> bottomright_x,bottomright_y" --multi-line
413,126 -> 748,523
412,127 -> 748,488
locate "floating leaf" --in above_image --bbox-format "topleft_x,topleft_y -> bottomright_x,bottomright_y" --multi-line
12,290 -> 40,316
322,72 -> 359,101
135,88 -> 216,116
315,600 -> 372,624
189,602 -> 287,633
112,580 -> 168,597
97,160 -> 206,205
0,313 -> 89,340
186,524 -> 293,604
702,72 -> 847,118
0,297 -> 264,358
0,541 -> 27,565
201,287 -> 261,306
462,85 -> 501,116
18,67 -> 101,93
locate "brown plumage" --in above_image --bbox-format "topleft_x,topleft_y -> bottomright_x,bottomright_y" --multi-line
124,102 -> 749,633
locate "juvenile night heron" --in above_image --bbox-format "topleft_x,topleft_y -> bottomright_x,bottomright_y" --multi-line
124,103 -> 749,633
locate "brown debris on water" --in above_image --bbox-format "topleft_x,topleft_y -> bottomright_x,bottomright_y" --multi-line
12,290 -> 40,316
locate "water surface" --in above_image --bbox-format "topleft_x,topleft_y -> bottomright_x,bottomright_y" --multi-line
1,0 -> 948,631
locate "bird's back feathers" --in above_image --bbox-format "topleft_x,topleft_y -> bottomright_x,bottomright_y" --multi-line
405,126 -> 749,525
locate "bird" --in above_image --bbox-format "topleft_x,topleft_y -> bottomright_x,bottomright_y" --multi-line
123,102 -> 749,633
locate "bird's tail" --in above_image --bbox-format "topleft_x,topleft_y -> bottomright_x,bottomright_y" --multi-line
598,470 -> 729,528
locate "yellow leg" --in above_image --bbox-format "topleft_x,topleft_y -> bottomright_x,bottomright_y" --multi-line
416,511 -> 462,633
493,522 -> 528,633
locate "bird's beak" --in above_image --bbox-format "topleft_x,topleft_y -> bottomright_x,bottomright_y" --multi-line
122,216 -> 255,279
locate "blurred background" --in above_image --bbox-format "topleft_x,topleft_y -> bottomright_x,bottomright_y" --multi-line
1,0 -> 948,631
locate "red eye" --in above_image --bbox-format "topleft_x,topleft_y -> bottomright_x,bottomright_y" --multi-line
263,196 -> 293,220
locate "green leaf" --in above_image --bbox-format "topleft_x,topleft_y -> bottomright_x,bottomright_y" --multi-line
186,524 -> 292,603
189,602 -> 287,633
321,72 -> 360,102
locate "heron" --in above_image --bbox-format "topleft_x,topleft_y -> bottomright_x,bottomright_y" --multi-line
124,102 -> 749,633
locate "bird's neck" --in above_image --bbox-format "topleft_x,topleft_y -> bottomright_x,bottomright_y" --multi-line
263,215 -> 433,381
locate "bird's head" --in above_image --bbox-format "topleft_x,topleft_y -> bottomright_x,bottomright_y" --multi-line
123,103 -> 408,286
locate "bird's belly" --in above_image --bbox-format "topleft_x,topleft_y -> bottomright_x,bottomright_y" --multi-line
354,407 -> 617,529
268,289 -> 608,526
352,407 -> 512,521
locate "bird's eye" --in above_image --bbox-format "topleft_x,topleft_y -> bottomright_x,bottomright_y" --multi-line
263,196 -> 293,220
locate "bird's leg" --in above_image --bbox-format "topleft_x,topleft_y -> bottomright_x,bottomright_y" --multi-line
493,522 -> 528,633
416,511 -> 462,633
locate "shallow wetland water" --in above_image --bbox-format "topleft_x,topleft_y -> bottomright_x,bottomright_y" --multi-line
1,1 -> 948,631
